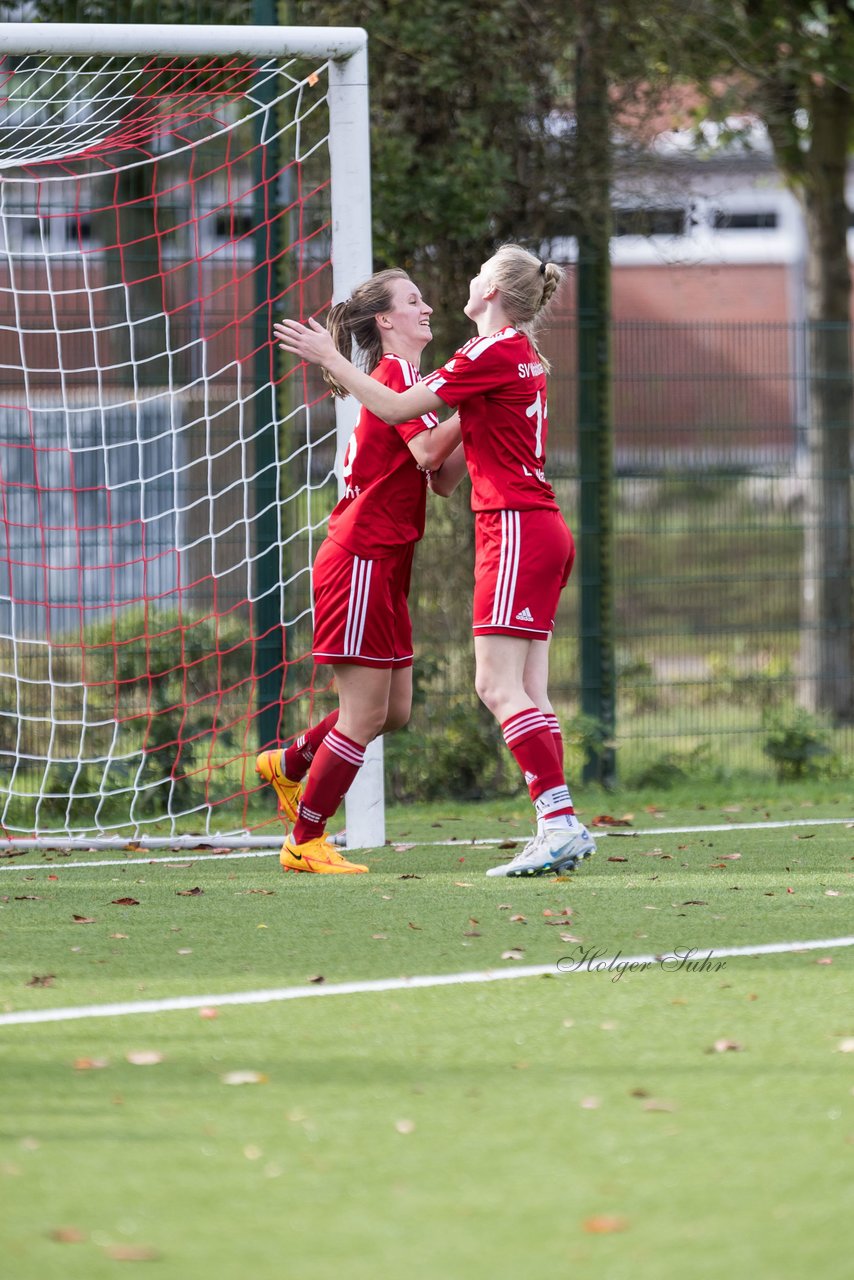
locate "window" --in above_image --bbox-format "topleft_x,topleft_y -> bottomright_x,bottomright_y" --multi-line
612,207 -> 685,237
713,210 -> 779,230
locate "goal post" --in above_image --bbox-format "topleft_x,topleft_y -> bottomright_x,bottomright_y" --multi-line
0,22 -> 384,850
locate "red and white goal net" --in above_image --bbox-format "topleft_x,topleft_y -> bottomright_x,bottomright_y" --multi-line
0,24 -> 373,848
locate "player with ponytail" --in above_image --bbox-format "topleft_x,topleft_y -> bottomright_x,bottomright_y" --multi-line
259,270 -> 461,874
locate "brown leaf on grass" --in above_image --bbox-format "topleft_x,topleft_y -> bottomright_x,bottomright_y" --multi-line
308,975 -> 325,984
497,840 -> 517,850
14,894 -> 41,900
607,856 -> 629,863
26,974 -> 55,987
837,1037 -> 854,1053
102,1244 -> 161,1261
463,930 -> 482,938
73,1057 -> 109,1070
221,1070 -> 268,1085
398,873 -> 421,880
582,1215 -> 630,1235
239,888 -> 275,895
681,900 -> 708,906
110,898 -> 139,906
592,814 -> 633,827
72,914 -> 96,924
510,914 -> 527,924
125,1050 -> 164,1066
708,1039 -> 744,1054
110,933 -> 129,939
407,921 -> 422,930
50,1226 -> 86,1243
501,948 -> 524,961
642,1098 -> 678,1112
198,1007 -> 219,1019
175,887 -> 203,896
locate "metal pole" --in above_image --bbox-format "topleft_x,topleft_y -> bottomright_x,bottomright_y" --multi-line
575,4 -> 616,786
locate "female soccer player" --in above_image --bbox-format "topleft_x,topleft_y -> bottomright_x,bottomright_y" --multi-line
258,269 -> 461,874
275,244 -> 595,877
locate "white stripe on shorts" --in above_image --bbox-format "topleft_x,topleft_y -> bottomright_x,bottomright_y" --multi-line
344,557 -> 373,657
492,510 -> 521,628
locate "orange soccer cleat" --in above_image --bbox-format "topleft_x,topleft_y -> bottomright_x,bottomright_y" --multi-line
255,749 -> 303,824
279,834 -> 368,875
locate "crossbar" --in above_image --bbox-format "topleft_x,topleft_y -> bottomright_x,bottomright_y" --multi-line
0,22 -> 367,61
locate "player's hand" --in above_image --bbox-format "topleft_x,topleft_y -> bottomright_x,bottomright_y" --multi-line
274,317 -> 336,367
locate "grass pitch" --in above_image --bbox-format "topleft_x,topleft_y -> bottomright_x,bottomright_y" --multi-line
1,783 -> 852,1279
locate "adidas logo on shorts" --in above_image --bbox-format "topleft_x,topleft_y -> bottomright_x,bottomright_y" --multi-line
515,607 -> 534,622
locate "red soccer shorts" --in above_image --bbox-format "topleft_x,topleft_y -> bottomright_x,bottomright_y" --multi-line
472,508 -> 575,639
311,536 -> 415,668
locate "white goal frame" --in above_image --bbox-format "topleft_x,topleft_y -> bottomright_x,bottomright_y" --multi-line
0,23 -> 384,851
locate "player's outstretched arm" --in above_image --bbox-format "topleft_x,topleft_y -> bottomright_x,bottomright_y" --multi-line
274,318 -> 443,425
428,442 -> 468,497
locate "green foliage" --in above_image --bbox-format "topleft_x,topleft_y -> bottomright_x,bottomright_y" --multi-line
297,0 -> 576,350
625,740 -> 714,789
761,703 -> 831,780
384,696 -> 518,803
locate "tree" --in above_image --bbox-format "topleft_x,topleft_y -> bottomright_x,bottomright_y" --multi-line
662,0 -> 854,721
298,0 -> 576,349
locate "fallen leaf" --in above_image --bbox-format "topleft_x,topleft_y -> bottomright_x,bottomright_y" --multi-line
392,843 -> 415,852
607,856 -> 629,863
240,888 -> 275,895
221,1070 -> 268,1085
837,1038 -> 854,1053
102,1244 -> 160,1261
501,949 -> 524,961
110,898 -> 139,906
308,975 -> 325,984
395,1118 -> 415,1134
453,882 -> 473,887
580,1096 -> 601,1109
14,894 -> 41,900
198,1007 -> 219,1019
497,840 -> 517,850
510,914 -> 527,923
642,1098 -> 677,1112
73,1057 -> 109,1070
26,974 -> 55,987
125,1050 -> 164,1066
398,873 -> 421,880
583,1215 -> 629,1235
407,921 -> 421,930
708,1039 -> 743,1054
175,887 -> 203,896
592,814 -> 633,827
110,933 -> 129,939
681,900 -> 708,906
72,914 -> 96,924
50,1226 -> 86,1243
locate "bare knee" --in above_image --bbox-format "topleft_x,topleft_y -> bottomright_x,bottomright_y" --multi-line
382,705 -> 411,734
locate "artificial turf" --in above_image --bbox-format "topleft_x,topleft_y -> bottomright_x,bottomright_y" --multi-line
1,789 -> 852,1278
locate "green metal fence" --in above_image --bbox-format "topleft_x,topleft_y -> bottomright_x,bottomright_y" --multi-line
403,312 -> 853,794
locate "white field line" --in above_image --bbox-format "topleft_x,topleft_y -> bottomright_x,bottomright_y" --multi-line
1,814 -> 852,872
1,936 -> 852,1028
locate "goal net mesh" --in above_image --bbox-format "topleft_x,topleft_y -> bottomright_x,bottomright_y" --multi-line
0,46 -> 339,844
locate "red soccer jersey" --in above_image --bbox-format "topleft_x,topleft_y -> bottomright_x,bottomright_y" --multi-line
422,327 -> 559,512
327,354 -> 437,558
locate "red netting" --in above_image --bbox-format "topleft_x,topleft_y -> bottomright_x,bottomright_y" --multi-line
0,52 -> 338,840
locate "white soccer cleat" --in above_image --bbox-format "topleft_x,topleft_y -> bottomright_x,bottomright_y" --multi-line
485,826 -> 596,877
